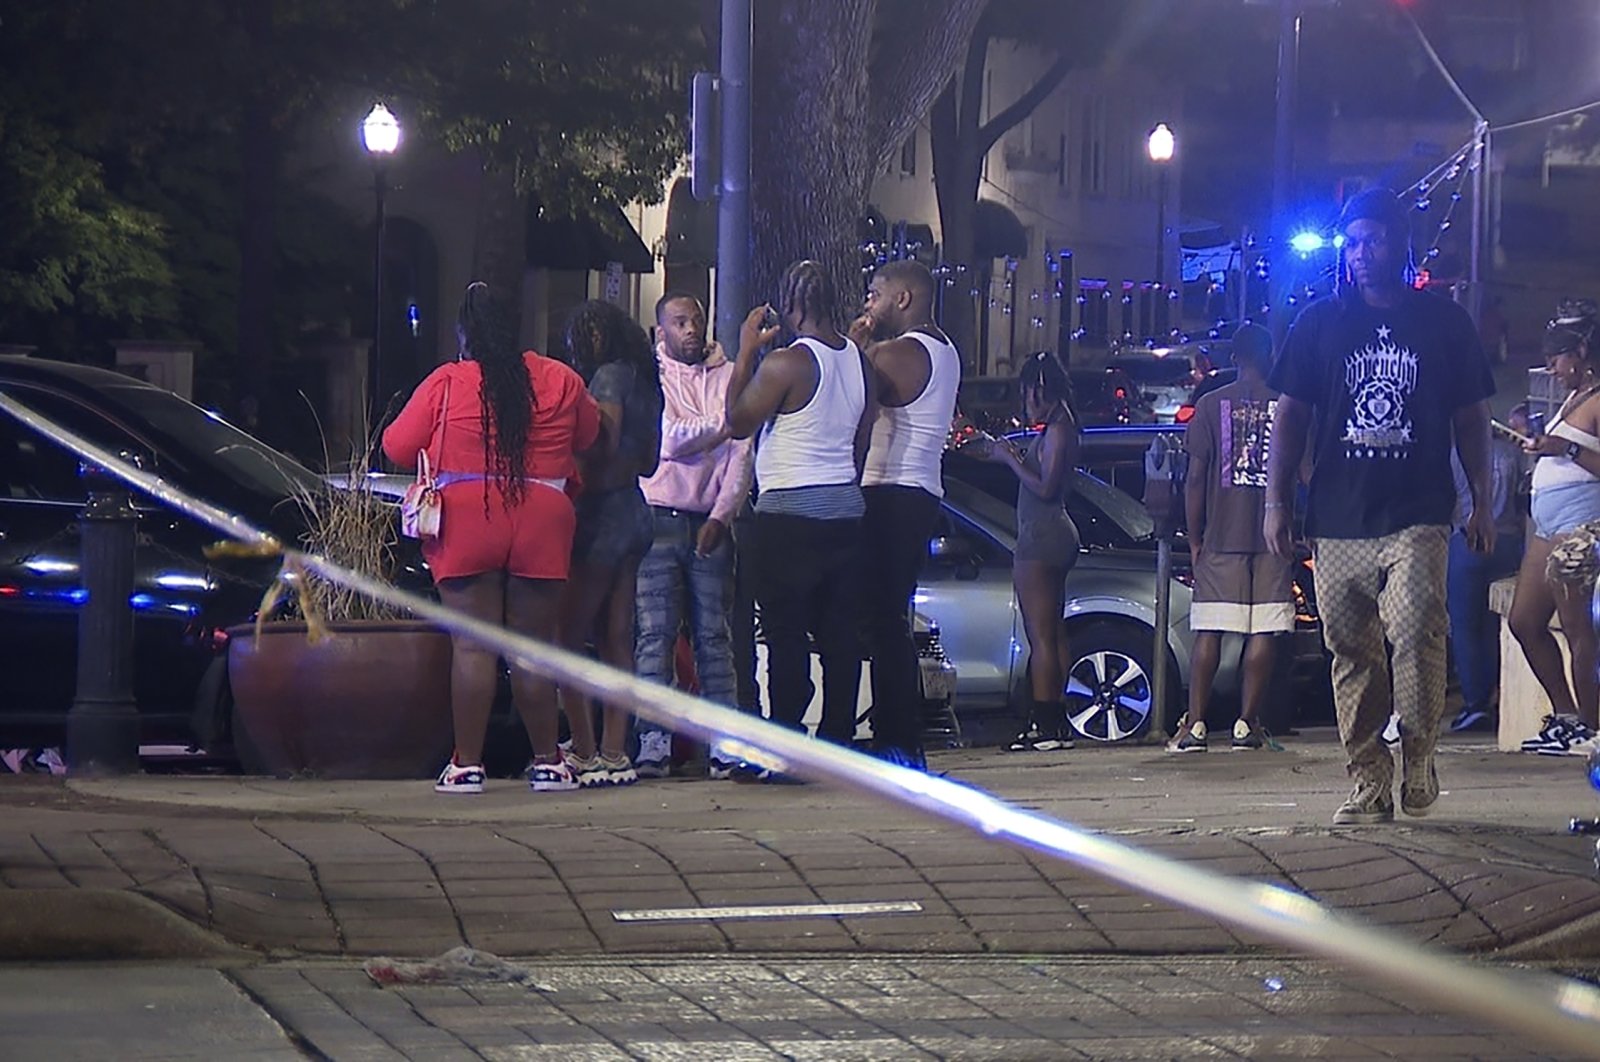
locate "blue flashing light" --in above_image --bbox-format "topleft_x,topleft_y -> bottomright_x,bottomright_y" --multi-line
1289,231 -> 1326,255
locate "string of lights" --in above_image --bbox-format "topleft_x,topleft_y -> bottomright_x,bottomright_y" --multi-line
855,127 -> 1489,353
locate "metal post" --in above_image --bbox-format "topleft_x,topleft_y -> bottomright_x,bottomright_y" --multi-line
1143,435 -> 1182,740
714,0 -> 751,353
1055,250 -> 1074,365
67,461 -> 141,775
1152,536 -> 1173,737
1155,167 -> 1169,339
1268,0 -> 1300,348
1469,120 -> 1487,323
369,164 -> 388,433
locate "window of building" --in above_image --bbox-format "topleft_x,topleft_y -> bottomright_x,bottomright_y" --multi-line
1079,95 -> 1106,196
900,130 -> 917,177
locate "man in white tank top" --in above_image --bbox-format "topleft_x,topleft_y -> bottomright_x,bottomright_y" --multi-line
851,261 -> 961,770
724,260 -> 878,777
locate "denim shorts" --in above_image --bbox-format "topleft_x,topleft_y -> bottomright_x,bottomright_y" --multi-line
1531,480 -> 1600,540
572,485 -> 653,568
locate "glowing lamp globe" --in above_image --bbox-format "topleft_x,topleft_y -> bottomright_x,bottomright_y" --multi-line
1147,123 -> 1175,163
361,103 -> 401,156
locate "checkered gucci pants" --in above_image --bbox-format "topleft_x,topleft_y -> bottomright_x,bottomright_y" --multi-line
1312,525 -> 1450,789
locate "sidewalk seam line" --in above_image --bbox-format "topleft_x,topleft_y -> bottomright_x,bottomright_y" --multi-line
736,831 -> 865,951
366,824 -> 469,948
252,822 -> 348,953
612,829 -> 735,951
492,830 -> 607,952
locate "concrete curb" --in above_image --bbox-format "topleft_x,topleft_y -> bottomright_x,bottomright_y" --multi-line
0,889 -> 247,962
1496,907 -> 1600,963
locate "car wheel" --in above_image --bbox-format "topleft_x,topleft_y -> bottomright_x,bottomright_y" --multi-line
1060,620 -> 1170,743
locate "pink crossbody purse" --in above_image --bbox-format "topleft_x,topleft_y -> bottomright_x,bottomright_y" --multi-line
400,379 -> 450,541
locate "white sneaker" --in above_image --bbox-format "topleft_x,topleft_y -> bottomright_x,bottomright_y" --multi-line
1167,719 -> 1207,753
1541,731 -> 1600,758
434,759 -> 485,794
635,731 -> 673,779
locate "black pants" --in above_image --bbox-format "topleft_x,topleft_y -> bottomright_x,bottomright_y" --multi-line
862,485 -> 942,753
748,511 -> 863,744
731,506 -> 759,713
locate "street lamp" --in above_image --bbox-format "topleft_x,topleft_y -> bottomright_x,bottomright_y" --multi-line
361,103 -> 400,431
1144,121 -> 1177,744
1147,123 -> 1175,338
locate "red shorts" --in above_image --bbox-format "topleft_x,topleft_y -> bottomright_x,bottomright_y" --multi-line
422,481 -> 576,583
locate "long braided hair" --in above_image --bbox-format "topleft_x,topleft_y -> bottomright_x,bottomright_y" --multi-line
776,259 -> 838,333
458,282 -> 533,508
562,299 -> 662,405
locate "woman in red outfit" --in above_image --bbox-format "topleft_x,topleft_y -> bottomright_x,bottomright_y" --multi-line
382,283 -> 600,794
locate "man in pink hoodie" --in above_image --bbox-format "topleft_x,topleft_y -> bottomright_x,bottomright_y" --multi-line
633,292 -> 755,777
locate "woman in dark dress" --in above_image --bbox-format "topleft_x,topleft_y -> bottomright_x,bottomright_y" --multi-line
962,352 -> 1082,751
559,300 -> 664,786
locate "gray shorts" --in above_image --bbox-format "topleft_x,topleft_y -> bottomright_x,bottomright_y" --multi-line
1190,551 -> 1295,634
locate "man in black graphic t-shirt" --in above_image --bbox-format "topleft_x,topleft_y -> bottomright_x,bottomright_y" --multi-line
1265,187 -> 1496,827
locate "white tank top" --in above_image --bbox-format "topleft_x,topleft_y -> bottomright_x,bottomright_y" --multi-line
755,336 -> 866,491
862,330 -> 961,497
1532,389 -> 1600,493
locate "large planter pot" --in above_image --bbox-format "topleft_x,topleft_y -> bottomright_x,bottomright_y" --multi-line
227,621 -> 453,779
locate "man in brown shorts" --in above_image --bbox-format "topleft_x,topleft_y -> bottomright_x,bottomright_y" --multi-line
1169,324 -> 1291,752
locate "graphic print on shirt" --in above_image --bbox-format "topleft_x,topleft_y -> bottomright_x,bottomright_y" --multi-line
1219,397 -> 1275,489
1341,324 -> 1417,459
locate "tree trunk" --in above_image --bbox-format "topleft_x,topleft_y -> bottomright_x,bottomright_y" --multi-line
750,1 -> 876,322
930,75 -> 985,371
470,158 -> 528,341
749,0 -> 987,325
235,0 -> 277,433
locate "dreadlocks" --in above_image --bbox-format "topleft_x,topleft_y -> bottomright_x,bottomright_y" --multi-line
562,299 -> 663,404
457,282 -> 533,509
777,259 -> 838,331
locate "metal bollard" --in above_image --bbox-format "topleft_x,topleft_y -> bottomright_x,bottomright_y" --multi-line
1142,436 -> 1186,741
66,458 -> 141,774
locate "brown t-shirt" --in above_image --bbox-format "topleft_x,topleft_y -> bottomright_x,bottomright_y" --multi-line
1185,377 -> 1278,554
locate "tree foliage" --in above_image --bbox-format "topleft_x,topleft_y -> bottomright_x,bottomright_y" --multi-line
0,0 -> 699,388
0,106 -> 175,336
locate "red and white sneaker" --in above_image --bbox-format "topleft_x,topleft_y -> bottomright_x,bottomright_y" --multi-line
434,759 -> 485,794
527,757 -> 579,792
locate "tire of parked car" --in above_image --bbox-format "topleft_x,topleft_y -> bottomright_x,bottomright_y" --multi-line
1059,618 -> 1180,744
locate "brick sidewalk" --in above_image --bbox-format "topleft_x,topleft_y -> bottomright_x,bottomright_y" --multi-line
233,955 -> 1598,1060
2,736 -> 1598,961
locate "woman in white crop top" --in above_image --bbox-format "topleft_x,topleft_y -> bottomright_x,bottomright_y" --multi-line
1508,300 -> 1600,737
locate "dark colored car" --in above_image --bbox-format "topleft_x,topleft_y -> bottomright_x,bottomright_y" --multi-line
0,355 -> 427,752
1176,367 -> 1240,424
1068,366 -> 1152,426
954,375 -> 1022,434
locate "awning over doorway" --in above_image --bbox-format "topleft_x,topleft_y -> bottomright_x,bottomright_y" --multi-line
974,199 -> 1028,261
526,199 -> 654,273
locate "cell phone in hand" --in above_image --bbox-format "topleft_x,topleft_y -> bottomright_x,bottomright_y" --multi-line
1491,419 -> 1532,446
